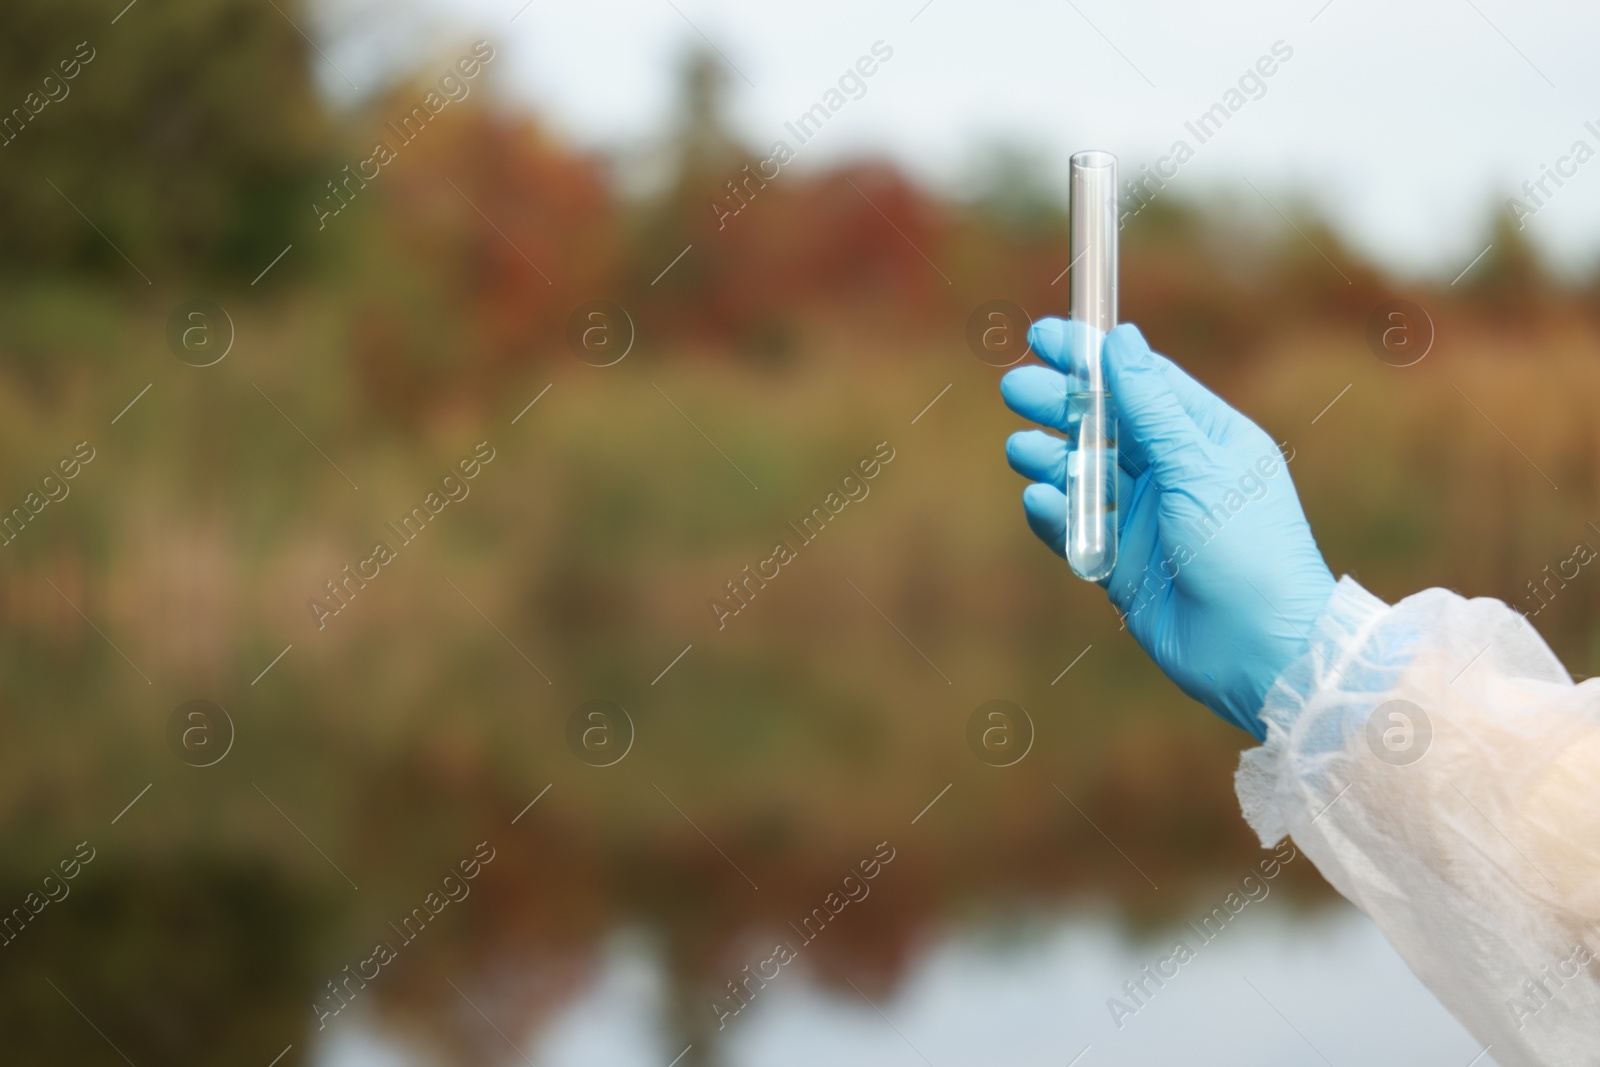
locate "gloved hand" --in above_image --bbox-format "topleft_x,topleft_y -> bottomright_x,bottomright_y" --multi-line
1001,319 -> 1337,738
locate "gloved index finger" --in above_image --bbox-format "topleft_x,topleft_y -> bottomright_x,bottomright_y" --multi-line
1025,317 -> 1078,375
1037,315 -> 1240,442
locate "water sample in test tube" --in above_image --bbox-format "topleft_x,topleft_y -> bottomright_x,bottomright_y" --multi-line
1065,150 -> 1119,582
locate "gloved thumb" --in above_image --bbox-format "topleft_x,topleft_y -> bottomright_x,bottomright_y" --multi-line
1103,324 -> 1205,487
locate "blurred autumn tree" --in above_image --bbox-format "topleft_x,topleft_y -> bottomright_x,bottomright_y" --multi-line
0,0 -> 331,283
627,48 -> 955,358
332,90 -> 621,421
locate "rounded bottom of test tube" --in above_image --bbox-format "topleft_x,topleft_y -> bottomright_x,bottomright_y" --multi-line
1068,549 -> 1116,583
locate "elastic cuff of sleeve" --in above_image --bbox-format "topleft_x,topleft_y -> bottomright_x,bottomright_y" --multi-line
1235,575 -> 1395,846
1261,576 -> 1395,733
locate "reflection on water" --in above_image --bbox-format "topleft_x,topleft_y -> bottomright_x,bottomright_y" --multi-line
320,902 -> 1496,1067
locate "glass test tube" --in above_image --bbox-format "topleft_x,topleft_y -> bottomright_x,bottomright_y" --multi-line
1066,151 -> 1119,582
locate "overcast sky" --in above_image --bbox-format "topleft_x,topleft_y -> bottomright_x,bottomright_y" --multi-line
320,0 -> 1600,280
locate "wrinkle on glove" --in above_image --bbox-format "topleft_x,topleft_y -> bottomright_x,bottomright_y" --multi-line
1239,577 -> 1600,1066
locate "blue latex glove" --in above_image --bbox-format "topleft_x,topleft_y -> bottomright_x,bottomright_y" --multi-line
1001,319 -> 1336,739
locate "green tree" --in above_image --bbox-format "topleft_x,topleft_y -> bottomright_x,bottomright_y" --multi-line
0,0 -> 332,283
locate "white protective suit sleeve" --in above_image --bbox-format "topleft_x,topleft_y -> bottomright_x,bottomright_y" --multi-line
1236,576 -> 1600,1066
